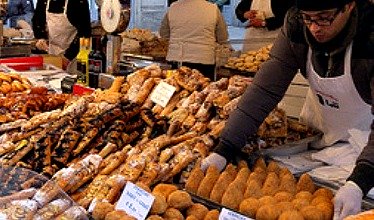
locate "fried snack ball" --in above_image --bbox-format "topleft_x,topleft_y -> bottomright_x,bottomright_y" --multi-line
315,202 -> 333,220
244,180 -> 263,199
92,201 -> 115,220
295,191 -> 314,202
258,196 -> 277,207
256,204 -> 281,220
221,181 -> 245,210
254,157 -> 267,170
300,205 -> 324,220
310,196 -> 331,206
150,193 -> 168,215
239,197 -> 260,218
292,198 -> 311,211
186,216 -> 199,220
105,210 -> 136,220
279,177 -> 297,195
247,168 -> 267,185
185,166 -> 205,194
297,174 -> 316,194
146,215 -> 164,220
163,208 -> 184,220
267,161 -> 281,175
153,184 -> 178,198
167,190 -> 193,210
275,201 -> 295,213
279,167 -> 293,179
186,203 -> 209,220
203,209 -> 219,220
261,172 -> 280,196
274,191 -> 294,202
197,165 -> 221,198
279,210 -> 305,220
313,188 -> 334,200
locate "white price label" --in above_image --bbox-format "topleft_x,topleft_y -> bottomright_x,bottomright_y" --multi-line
219,208 -> 254,220
116,182 -> 155,220
150,81 -> 176,107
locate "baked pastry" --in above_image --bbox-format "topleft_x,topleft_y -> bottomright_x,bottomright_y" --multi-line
186,203 -> 209,220
34,198 -> 71,220
162,208 -> 184,220
167,190 -> 193,210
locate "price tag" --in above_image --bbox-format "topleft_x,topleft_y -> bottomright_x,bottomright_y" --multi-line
116,182 -> 155,220
219,208 -> 254,220
150,81 -> 176,107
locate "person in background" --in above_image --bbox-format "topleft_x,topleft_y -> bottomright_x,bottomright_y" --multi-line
201,0 -> 374,219
6,0 -> 34,28
159,0 -> 229,80
208,0 -> 230,12
236,0 -> 294,51
32,0 -> 91,69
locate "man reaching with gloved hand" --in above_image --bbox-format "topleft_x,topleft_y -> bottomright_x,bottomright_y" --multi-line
201,0 -> 374,220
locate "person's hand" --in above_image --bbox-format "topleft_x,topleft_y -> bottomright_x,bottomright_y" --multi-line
333,181 -> 363,220
35,39 -> 49,51
200,152 -> 227,172
244,10 -> 258,19
249,18 -> 266,28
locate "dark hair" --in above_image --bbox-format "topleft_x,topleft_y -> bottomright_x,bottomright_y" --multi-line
296,0 -> 354,11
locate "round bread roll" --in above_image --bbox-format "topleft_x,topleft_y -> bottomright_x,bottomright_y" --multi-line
167,190 -> 193,210
186,203 -> 209,220
274,191 -> 294,202
150,193 -> 168,215
153,184 -> 178,198
163,208 -> 184,220
239,197 -> 260,218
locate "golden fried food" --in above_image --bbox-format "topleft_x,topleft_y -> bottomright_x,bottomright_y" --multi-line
146,215 -> 164,220
185,166 -> 205,194
197,165 -> 221,198
92,201 -> 115,220
221,182 -> 244,210
186,203 -> 209,220
258,196 -> 277,207
167,190 -> 193,210
278,210 -> 305,220
203,209 -> 219,220
295,191 -> 314,202
274,191 -> 294,202
247,168 -> 267,185
267,161 -> 281,174
237,160 -> 249,170
275,201 -> 294,213
105,210 -> 136,220
292,198 -> 311,211
310,196 -> 331,206
239,197 -> 260,218
254,157 -> 267,170
279,177 -> 297,195
210,164 -> 237,203
261,172 -> 280,196
297,174 -> 316,194
313,188 -> 334,200
186,216 -> 199,220
279,167 -> 293,179
244,180 -> 263,199
315,202 -> 333,220
150,193 -> 168,215
256,204 -> 281,220
344,210 -> 374,220
153,184 -> 178,198
163,208 -> 184,220
300,205 -> 324,220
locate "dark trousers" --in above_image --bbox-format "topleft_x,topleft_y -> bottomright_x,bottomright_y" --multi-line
168,61 -> 216,81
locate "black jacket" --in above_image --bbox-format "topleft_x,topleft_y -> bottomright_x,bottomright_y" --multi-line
216,0 -> 374,195
235,0 -> 295,30
32,0 -> 91,60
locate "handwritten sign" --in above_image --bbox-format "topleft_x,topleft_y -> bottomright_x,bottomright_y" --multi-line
219,208 -> 253,220
150,81 -> 176,107
116,182 -> 155,220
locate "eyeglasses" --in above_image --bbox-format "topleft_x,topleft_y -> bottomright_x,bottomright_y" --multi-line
300,9 -> 342,26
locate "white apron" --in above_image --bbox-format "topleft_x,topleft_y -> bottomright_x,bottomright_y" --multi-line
46,0 -> 77,55
300,43 -> 372,147
243,0 -> 278,51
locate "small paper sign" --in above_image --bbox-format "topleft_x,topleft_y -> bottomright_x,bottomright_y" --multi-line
116,182 -> 155,220
219,208 -> 254,220
150,81 -> 176,107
